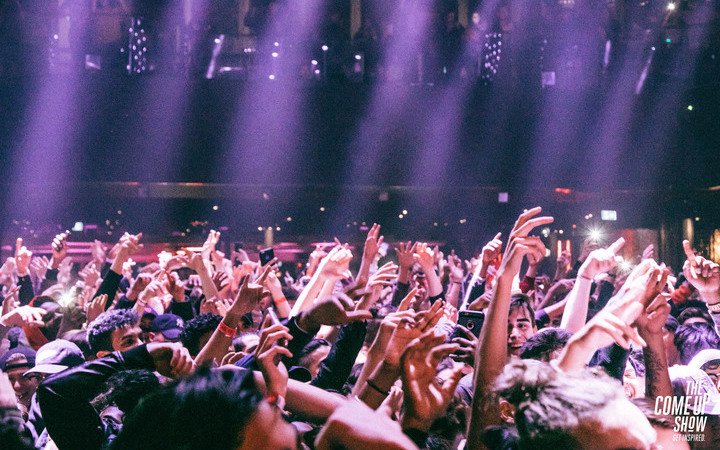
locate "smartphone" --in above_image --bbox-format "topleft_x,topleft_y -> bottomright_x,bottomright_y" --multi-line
456,310 -> 485,338
259,247 -> 275,266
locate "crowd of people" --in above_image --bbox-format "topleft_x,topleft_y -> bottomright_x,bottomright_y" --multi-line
0,207 -> 719,449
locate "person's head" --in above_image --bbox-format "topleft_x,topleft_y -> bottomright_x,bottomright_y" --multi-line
149,314 -> 185,343
0,418 -> 35,450
519,328 -> 571,362
0,346 -> 39,409
24,339 -> 85,377
495,360 -> 657,449
181,314 -> 223,357
233,332 -> 261,354
677,306 -> 713,327
87,309 -> 142,358
688,349 -> 720,390
92,369 -> 161,416
508,294 -> 537,357
139,309 -> 158,342
674,323 -> 720,365
632,397 -> 691,450
624,349 -> 646,399
111,368 -> 298,450
412,270 -> 429,302
298,338 -> 331,378
60,329 -> 93,359
495,359 -> 657,449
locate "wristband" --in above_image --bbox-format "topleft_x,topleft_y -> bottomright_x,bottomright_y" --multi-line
707,302 -> 720,313
218,320 -> 237,338
366,379 -> 389,396
274,296 -> 287,305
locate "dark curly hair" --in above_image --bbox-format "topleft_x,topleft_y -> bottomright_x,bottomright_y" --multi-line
86,309 -> 139,354
111,367 -> 261,450
180,314 -> 223,357
674,322 -> 720,365
519,328 -> 572,362
92,369 -> 161,414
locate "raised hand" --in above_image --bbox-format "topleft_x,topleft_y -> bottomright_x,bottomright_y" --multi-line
642,244 -> 655,261
211,271 -> 232,300
394,241 -> 416,270
577,237 -> 625,280
50,231 -> 70,269
569,301 -> 646,353
228,265 -> 273,319
499,208 -> 553,277
255,319 -> 293,397
448,254 -> 464,284
363,223 -> 384,263
29,256 -> 50,281
413,242 -> 435,273
91,240 -> 106,265
450,325 -> 478,365
578,237 -> 600,263
79,262 -> 101,290
368,309 -> 417,358
14,238 -> 32,277
163,254 -> 189,272
111,233 -> 143,274
136,281 -> 165,314
186,252 -> 208,274
317,246 -> 353,279
147,342 -> 196,378
384,300 -> 445,367
555,250 -> 571,279
306,244 -> 329,277
354,262 -> 398,312
201,229 -> 221,258
400,330 -> 463,431
635,294 -> 672,336
0,304 -> 46,327
166,271 -> 186,302
0,258 -> 17,287
127,273 -> 153,301
85,294 -> 107,325
1,286 -> 20,316
481,233 -> 503,268
299,293 -> 373,331
682,240 -> 720,298
366,262 -> 398,290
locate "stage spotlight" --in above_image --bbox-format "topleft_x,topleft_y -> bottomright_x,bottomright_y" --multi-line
589,228 -> 603,242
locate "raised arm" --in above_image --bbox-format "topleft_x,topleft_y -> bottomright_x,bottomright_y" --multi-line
290,246 -> 352,317
560,238 -> 625,333
467,207 -> 552,450
195,266 -> 272,366
356,223 -> 384,287
682,239 -> 720,336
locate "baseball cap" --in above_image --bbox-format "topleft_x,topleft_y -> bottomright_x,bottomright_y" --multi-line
150,314 -> 185,341
24,339 -> 85,376
0,346 -> 36,371
688,349 -> 720,371
669,365 -> 720,415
